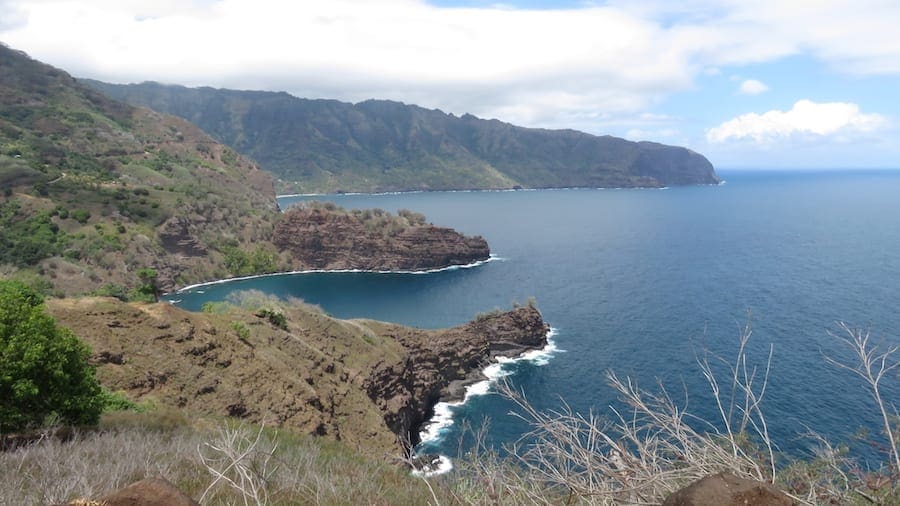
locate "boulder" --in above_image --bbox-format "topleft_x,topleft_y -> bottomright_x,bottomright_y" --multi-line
663,472 -> 796,506
96,478 -> 199,506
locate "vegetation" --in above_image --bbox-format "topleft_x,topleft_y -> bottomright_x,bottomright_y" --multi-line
0,280 -> 103,432
0,44 -> 283,296
132,268 -> 160,302
0,200 -> 67,266
2,321 -> 896,506
0,415 -> 447,505
82,80 -> 720,194
222,244 -> 279,277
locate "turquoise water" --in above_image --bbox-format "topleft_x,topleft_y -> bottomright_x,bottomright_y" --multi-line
171,169 -> 900,465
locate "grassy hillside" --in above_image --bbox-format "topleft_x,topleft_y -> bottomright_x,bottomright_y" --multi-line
0,44 -> 286,296
82,80 -> 720,194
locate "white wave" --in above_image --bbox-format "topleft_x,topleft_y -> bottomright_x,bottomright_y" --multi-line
167,255 -> 499,295
412,327 -> 560,476
411,454 -> 453,477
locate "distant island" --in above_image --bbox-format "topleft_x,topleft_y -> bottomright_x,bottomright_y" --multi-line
82,80 -> 721,194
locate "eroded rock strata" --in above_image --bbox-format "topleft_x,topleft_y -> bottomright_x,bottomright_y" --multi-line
273,204 -> 491,270
47,298 -> 547,456
363,306 -> 549,445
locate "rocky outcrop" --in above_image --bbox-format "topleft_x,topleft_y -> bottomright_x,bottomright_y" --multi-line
157,216 -> 208,257
363,306 -> 549,445
92,478 -> 199,506
273,205 -> 490,271
663,472 -> 796,506
47,298 -> 548,456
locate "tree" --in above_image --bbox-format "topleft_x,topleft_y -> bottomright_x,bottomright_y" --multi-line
0,280 -> 103,432
135,268 -> 159,302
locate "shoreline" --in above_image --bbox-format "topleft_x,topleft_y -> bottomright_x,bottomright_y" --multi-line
412,327 -> 561,477
276,185 -> 690,199
166,255 -> 501,296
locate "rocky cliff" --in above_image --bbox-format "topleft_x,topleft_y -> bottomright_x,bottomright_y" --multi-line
363,306 -> 549,445
273,203 -> 490,271
46,297 -> 548,456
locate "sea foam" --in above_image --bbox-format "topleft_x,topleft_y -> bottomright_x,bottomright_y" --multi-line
412,328 -> 561,477
166,255 -> 502,296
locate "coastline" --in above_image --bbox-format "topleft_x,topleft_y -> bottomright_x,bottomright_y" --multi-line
166,255 -> 501,296
412,327 -> 561,477
277,185 -> 692,199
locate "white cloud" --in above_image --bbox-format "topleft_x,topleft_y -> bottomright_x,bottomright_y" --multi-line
706,100 -> 888,143
1,0 -> 900,135
738,79 -> 768,95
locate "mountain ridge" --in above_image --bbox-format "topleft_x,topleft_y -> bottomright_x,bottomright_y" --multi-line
81,79 -> 720,194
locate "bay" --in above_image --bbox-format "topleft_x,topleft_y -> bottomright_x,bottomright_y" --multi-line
171,169 -> 900,464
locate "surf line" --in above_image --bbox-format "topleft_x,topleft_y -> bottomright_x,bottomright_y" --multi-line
412,327 -> 561,477
166,255 -> 504,296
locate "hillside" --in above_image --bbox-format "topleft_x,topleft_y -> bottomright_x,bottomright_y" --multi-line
0,44 -> 281,295
82,80 -> 720,194
0,45 -> 494,295
46,295 -> 549,455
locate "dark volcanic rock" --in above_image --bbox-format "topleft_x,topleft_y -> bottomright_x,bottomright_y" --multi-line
93,477 -> 199,506
364,306 -> 550,445
273,205 -> 490,271
663,472 -> 796,506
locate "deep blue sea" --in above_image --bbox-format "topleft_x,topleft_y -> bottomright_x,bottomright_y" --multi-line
170,169 -> 900,467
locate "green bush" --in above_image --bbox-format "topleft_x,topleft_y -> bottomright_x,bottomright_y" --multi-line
222,245 -> 279,276
71,209 -> 91,224
0,280 -> 103,432
131,268 -> 159,303
0,201 -> 67,266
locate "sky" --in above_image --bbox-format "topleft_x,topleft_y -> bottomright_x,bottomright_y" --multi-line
2,0 -> 900,169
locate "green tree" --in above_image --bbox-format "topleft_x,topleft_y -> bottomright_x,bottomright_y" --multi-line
0,280 -> 103,432
135,268 -> 159,302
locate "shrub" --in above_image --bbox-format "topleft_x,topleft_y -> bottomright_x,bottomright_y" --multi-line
0,280 -> 103,432
71,209 -> 90,224
255,308 -> 288,330
230,321 -> 250,341
133,268 -> 159,303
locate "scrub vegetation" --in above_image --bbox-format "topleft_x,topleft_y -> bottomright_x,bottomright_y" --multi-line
1,311 -> 896,505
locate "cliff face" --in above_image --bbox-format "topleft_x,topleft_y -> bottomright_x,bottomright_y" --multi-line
46,297 -> 548,456
363,306 -> 549,444
82,80 -> 721,193
273,204 -> 490,271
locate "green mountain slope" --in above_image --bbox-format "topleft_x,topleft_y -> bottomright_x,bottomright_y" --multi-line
82,80 -> 720,194
0,43 -> 282,295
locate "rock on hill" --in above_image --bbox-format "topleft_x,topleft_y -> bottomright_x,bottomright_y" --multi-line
82,80 -> 720,194
46,296 -> 549,456
273,202 -> 490,271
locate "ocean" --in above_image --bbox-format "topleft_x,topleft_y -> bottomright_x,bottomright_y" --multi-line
170,169 -> 900,469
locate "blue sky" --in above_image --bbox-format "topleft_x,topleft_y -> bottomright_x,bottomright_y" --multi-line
2,0 -> 899,169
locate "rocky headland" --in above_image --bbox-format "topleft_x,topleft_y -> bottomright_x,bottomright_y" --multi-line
46,296 -> 548,456
273,203 -> 491,271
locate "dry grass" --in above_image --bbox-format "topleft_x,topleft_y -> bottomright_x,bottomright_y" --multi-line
2,322 -> 897,506
0,413 -> 446,506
